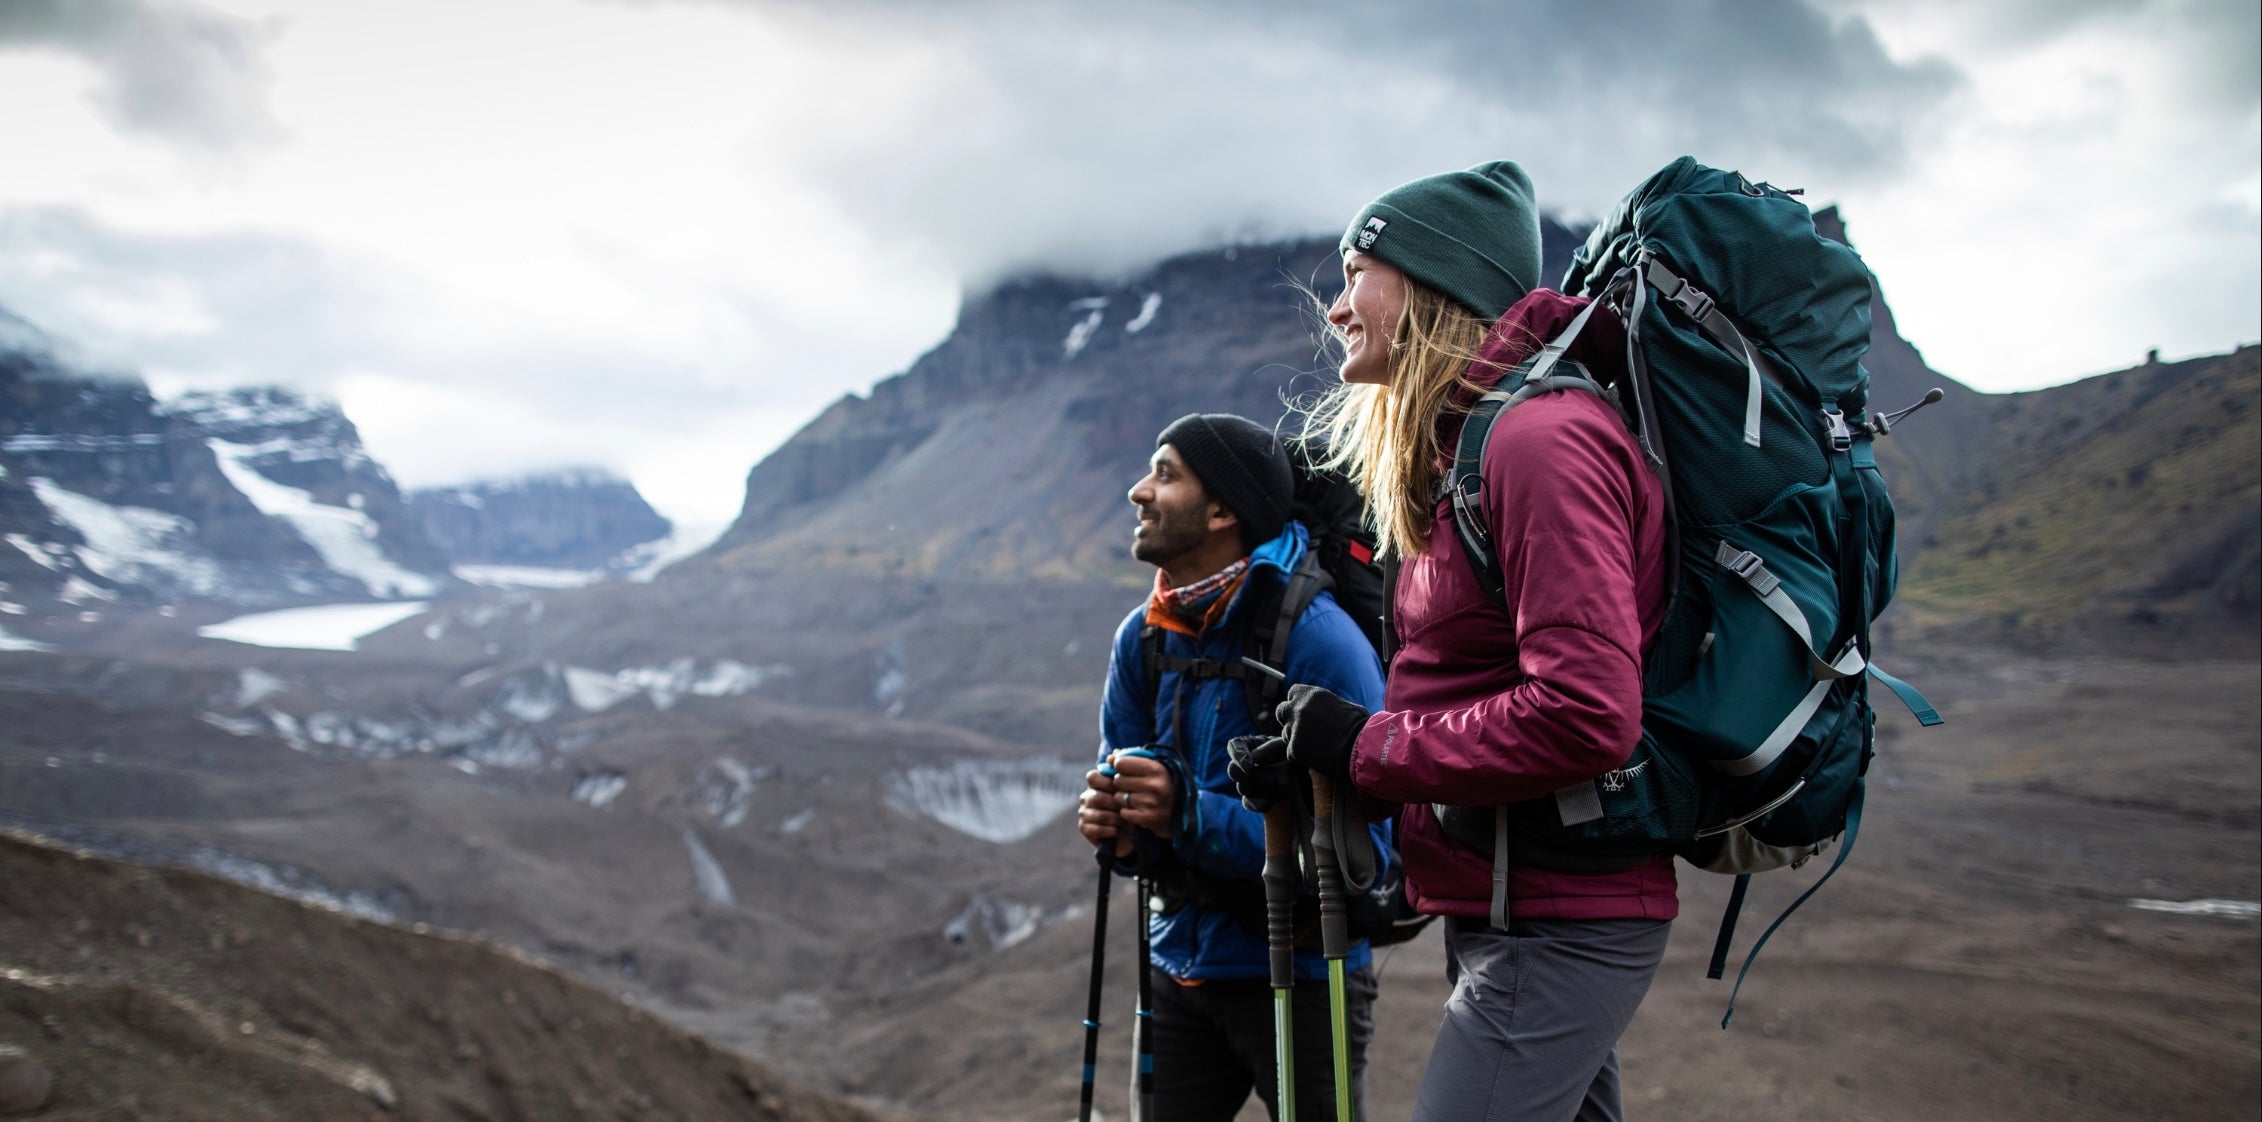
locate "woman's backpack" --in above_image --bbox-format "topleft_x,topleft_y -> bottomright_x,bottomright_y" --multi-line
1434,157 -> 1946,1022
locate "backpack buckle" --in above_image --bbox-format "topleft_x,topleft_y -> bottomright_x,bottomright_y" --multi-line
1717,545 -> 1782,596
1823,409 -> 1853,452
1667,281 -> 1716,323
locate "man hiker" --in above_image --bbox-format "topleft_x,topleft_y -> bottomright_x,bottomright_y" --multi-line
1076,413 -> 1389,1122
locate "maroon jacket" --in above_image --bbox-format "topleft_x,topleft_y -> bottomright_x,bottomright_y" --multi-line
1347,290 -> 1678,922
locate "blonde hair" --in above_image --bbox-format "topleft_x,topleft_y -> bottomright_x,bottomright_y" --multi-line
1297,279 -> 1504,559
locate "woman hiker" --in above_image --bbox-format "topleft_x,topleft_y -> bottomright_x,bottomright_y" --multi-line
1231,161 -> 1676,1120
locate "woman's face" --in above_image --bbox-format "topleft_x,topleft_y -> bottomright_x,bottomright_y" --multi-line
1328,251 -> 1408,386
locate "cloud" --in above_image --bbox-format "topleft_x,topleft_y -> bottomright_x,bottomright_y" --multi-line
0,204 -> 952,526
740,0 -> 1962,286
0,0 -> 281,153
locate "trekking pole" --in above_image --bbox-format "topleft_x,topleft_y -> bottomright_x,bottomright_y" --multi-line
1262,796 -> 1298,1122
1307,773 -> 1355,1122
1134,871 -> 1156,1121
1078,768 -> 1117,1122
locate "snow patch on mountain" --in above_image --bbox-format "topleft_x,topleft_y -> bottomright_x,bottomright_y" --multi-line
197,711 -> 265,736
208,438 -> 434,598
564,666 -> 642,712
682,826 -> 736,909
1125,291 -> 1162,333
564,658 -> 789,714
162,389 -> 341,436
28,477 -> 224,595
59,576 -> 116,605
0,624 -> 54,652
453,564 -> 604,590
573,770 -> 629,809
4,534 -> 66,572
235,668 -> 288,707
692,758 -> 771,828
619,521 -> 727,582
885,757 -> 1086,844
198,602 -> 429,651
944,896 -> 1048,950
185,847 -> 400,922
2129,898 -> 2261,919
1063,297 -> 1108,360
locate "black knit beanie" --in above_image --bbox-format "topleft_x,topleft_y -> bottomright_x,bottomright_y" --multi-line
1339,160 -> 1542,323
1155,413 -> 1293,549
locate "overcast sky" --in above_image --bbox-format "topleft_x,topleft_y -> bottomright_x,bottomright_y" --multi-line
1,0 -> 2255,531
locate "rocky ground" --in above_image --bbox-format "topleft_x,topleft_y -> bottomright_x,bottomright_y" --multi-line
0,829 -> 872,1122
0,621 -> 2254,1120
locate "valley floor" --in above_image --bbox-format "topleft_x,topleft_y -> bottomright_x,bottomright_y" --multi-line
0,646 -> 2254,1121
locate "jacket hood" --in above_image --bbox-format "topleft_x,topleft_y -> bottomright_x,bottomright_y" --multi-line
1214,519 -> 1310,628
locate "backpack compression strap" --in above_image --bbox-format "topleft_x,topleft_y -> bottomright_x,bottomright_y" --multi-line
1639,252 -> 1782,449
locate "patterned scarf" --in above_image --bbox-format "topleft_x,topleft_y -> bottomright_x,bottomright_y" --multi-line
1145,557 -> 1251,638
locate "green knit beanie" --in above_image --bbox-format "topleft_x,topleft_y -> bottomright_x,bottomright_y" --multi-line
1338,160 -> 1542,324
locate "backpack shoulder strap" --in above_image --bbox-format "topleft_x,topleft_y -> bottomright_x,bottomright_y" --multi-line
1443,357 -> 1609,613
1238,560 -> 1323,733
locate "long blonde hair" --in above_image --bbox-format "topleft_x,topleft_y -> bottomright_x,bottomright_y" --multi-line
1297,279 -> 1502,559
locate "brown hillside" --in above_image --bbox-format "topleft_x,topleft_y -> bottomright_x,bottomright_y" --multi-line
1899,346 -> 2261,653
0,830 -> 873,1122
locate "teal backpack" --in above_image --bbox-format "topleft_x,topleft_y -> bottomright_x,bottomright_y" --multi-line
1434,157 -> 1945,1024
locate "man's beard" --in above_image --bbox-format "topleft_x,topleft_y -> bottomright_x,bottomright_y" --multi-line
1131,501 -> 1206,567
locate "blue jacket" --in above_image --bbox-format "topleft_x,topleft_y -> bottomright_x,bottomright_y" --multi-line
1098,521 -> 1390,981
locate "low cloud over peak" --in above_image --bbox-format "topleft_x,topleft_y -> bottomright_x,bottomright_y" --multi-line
0,0 -> 282,153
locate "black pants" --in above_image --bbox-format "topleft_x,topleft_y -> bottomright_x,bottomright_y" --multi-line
1145,964 -> 1375,1122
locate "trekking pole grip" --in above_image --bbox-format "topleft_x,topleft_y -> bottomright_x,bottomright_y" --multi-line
1261,803 -> 1296,990
1308,773 -> 1349,961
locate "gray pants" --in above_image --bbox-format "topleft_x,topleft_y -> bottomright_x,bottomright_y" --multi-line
1412,917 -> 1671,1122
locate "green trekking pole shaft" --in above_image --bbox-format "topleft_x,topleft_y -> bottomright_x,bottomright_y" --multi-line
1262,799 -> 1297,1122
1308,773 -> 1354,1122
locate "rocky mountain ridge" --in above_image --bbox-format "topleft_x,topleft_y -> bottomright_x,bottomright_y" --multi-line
407,468 -> 673,573
0,332 -> 455,630
0,314 -> 686,638
690,215 -> 2253,657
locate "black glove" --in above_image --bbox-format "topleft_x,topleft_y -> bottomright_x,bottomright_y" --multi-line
1225,735 -> 1294,813
1273,684 -> 1368,787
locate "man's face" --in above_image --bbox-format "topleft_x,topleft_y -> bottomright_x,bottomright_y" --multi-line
1128,444 -> 1220,566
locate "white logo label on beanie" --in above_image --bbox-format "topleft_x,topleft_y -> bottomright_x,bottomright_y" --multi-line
1356,217 -> 1387,250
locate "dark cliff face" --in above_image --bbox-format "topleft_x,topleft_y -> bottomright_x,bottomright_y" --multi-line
0,323 -> 454,615
407,470 -> 672,570
711,221 -> 1592,579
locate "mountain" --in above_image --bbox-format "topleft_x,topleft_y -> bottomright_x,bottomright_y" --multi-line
0,828 -> 873,1122
711,219 -> 1593,582
0,323 -> 454,627
1897,345 -> 2260,653
407,468 -> 673,573
689,215 -> 2254,663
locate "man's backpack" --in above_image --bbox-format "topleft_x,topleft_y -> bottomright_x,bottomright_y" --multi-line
1433,157 -> 1945,1021
1138,454 -> 1428,947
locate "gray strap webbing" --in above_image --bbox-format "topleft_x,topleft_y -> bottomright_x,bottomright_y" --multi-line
1643,257 -> 1771,448
1489,806 -> 1511,931
1720,667 -> 1838,777
1554,780 -> 1605,826
1715,542 -> 1865,682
